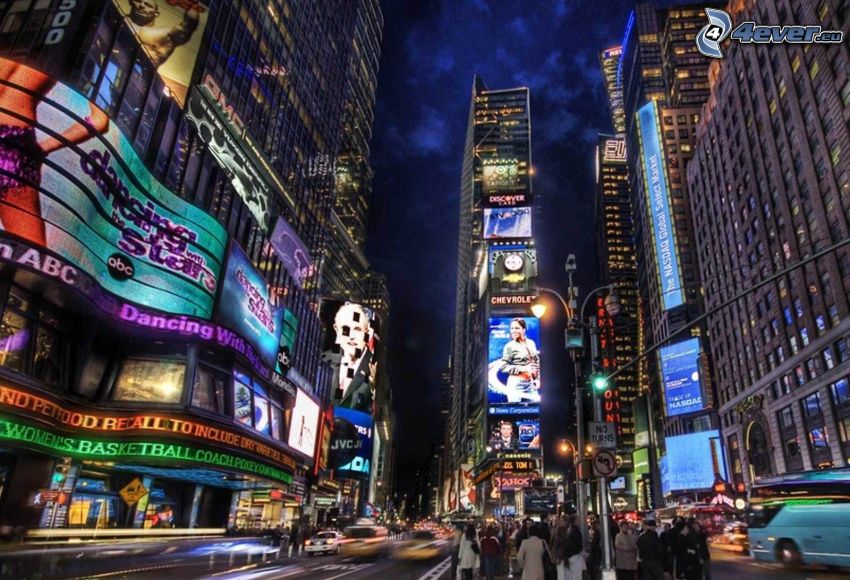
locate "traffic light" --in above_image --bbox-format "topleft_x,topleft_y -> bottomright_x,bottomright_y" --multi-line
52,457 -> 72,486
590,359 -> 609,393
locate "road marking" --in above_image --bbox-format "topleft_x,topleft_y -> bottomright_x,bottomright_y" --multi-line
417,556 -> 451,580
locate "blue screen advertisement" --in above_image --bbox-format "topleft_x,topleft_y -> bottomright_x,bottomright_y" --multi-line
662,430 -> 728,492
660,337 -> 704,417
488,317 -> 541,405
637,101 -> 684,311
216,242 -> 284,367
483,207 -> 533,239
331,407 -> 373,476
0,58 -> 227,317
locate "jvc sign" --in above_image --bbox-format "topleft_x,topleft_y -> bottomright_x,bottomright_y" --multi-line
696,8 -> 843,59
588,422 -> 617,449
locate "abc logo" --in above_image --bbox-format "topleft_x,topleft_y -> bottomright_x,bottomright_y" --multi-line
107,253 -> 135,281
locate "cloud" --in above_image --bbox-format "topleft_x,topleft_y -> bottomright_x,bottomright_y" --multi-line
407,106 -> 450,156
510,17 -> 529,36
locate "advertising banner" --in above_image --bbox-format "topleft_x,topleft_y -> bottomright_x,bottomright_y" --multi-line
185,85 -> 271,229
637,101 -> 684,311
275,308 -> 299,376
659,337 -> 704,417
458,464 -> 476,510
482,159 -> 520,193
662,430 -> 727,491
320,301 -> 380,414
111,0 -> 209,108
270,217 -> 314,289
488,404 -> 540,416
287,388 -> 319,459
489,245 -> 538,295
493,473 -> 538,490
330,407 -> 373,476
483,207 -> 533,239
443,475 -> 456,513
523,488 -> 556,514
0,58 -> 226,317
487,417 -> 540,452
217,242 -> 284,368
488,317 -> 541,404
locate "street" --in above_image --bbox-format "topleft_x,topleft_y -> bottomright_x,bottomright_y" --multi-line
709,549 -> 850,580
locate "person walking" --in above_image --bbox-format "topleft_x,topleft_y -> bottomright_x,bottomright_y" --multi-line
480,525 -> 501,580
517,524 -> 550,580
457,523 -> 481,580
614,521 -> 638,580
636,520 -> 668,580
691,521 -> 711,580
675,521 -> 701,580
587,519 -> 602,580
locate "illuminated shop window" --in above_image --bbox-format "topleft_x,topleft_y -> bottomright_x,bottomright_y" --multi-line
113,359 -> 186,403
192,364 -> 228,414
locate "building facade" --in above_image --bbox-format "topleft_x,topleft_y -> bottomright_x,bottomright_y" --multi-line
688,0 -> 850,484
0,0 -> 379,531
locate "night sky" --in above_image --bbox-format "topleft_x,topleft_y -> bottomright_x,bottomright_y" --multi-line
364,0 -> 638,498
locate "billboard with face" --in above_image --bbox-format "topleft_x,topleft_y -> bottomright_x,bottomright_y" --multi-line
659,337 -> 705,417
488,317 -> 541,405
0,58 -> 226,317
487,418 -> 540,452
321,301 -> 380,414
330,407 -> 373,476
458,464 -> 477,510
217,242 -> 284,368
287,388 -> 319,459
489,245 -> 538,294
483,207 -> 533,239
111,0 -> 209,108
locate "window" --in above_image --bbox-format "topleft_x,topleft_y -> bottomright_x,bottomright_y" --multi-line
806,358 -> 819,379
809,426 -> 829,449
795,298 -> 804,318
113,359 -> 186,403
231,370 -> 280,437
801,327 -> 810,346
829,304 -> 840,326
832,378 -> 850,406
784,307 -> 793,325
837,415 -> 850,444
795,365 -> 806,386
803,392 -> 823,418
192,364 -> 228,414
784,435 -> 802,460
816,315 -> 827,335
824,348 -> 836,370
779,405 -> 795,428
839,338 -> 850,363
790,336 -> 799,355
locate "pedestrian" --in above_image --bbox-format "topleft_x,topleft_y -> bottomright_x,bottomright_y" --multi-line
636,519 -> 667,580
691,521 -> 711,580
457,523 -> 481,580
517,523 -> 550,580
551,515 -> 584,580
516,517 -> 532,549
614,521 -> 638,580
480,525 -> 501,580
674,521 -> 700,580
587,519 -> 602,580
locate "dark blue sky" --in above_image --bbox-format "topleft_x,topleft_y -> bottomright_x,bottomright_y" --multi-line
364,0 -> 637,494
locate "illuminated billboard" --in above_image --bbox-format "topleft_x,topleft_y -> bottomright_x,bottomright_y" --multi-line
275,308 -> 299,376
321,301 -> 380,414
659,338 -> 705,417
217,243 -> 284,368
458,464 -> 476,510
488,317 -> 541,404
487,417 -> 540,451
662,430 -> 727,491
330,407 -> 373,476
0,58 -> 226,318
270,217 -> 314,289
489,245 -> 538,294
111,0 -> 210,108
287,388 -> 320,459
483,207 -> 532,239
482,159 -> 520,193
637,101 -> 684,311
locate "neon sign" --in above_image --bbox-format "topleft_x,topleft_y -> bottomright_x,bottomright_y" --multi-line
0,418 -> 292,484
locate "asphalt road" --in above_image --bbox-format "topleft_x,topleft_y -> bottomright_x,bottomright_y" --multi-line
710,548 -> 850,579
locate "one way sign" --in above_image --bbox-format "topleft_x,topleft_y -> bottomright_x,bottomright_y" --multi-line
588,422 -> 617,449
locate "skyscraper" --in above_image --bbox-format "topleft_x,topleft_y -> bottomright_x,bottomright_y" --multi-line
688,0 -> 850,483
600,46 -> 627,134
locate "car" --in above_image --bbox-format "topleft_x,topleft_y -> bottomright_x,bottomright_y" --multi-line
304,531 -> 342,556
339,525 -> 390,559
393,530 -> 446,561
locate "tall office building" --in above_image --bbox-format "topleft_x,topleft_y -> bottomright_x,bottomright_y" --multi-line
618,2 -> 723,506
600,46 -> 627,135
447,77 -> 539,517
688,0 -> 850,484
0,0 -> 372,530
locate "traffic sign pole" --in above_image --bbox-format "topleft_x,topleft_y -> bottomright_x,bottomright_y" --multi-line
590,315 -> 615,580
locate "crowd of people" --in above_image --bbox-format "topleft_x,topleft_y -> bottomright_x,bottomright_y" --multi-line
451,514 -> 712,580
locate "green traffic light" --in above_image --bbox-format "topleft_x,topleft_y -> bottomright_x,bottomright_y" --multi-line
52,472 -> 66,484
592,375 -> 609,392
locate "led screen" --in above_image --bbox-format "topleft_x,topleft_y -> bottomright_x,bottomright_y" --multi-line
488,245 -> 538,294
662,430 -> 728,491
270,217 -> 314,289
487,417 -> 540,452
217,242 -> 284,367
0,58 -> 226,318
482,160 -> 519,193
111,0 -> 210,108
637,101 -> 684,311
287,388 -> 319,459
488,317 -> 541,404
330,407 -> 373,476
483,207 -> 533,239
458,464 -> 476,510
659,337 -> 705,417
320,300 -> 381,414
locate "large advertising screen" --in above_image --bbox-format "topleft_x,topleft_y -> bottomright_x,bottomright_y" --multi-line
321,301 -> 380,414
489,245 -> 538,295
483,207 -> 532,239
487,417 -> 540,452
488,317 -> 541,404
482,159 -> 520,193
637,101 -> 684,311
287,388 -> 319,459
270,217 -> 314,289
663,430 -> 727,492
330,407 -> 373,476
217,243 -> 284,368
660,338 -> 705,417
0,58 -> 226,318
458,464 -> 476,510
111,0 -> 209,108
